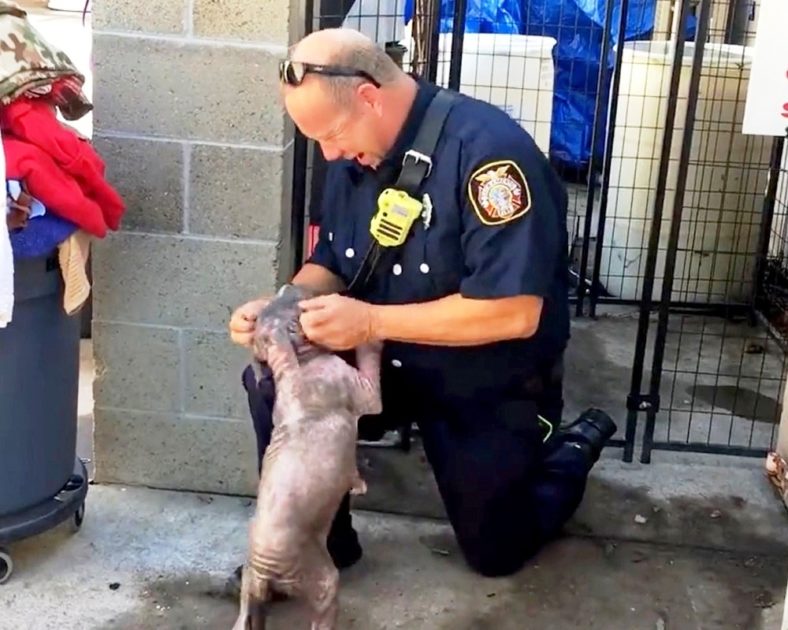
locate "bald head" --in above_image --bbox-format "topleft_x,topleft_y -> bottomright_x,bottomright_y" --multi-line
281,28 -> 417,168
288,28 -> 404,105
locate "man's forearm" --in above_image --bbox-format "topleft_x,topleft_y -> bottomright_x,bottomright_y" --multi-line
290,263 -> 346,295
369,293 -> 543,346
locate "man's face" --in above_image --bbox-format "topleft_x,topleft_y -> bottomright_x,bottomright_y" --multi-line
284,80 -> 386,168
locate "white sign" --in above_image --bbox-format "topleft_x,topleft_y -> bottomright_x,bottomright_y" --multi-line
742,0 -> 788,136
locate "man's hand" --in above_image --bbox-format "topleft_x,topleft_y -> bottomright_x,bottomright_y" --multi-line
229,297 -> 269,347
299,293 -> 377,351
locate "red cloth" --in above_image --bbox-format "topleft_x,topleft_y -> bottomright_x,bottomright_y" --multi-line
0,100 -> 125,237
3,137 -> 109,236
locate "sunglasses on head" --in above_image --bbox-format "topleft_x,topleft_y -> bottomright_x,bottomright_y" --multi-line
278,60 -> 380,88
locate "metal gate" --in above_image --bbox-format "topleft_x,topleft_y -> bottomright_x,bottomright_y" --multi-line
583,0 -> 788,463
286,0 -> 788,462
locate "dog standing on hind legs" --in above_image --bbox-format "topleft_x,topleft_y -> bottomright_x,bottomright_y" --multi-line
232,284 -> 382,630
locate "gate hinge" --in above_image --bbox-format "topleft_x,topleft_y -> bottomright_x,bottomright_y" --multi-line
627,393 -> 659,412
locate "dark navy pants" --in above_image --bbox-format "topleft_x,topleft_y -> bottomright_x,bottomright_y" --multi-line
241,353 -> 591,578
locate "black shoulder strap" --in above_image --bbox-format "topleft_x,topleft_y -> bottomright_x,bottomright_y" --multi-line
393,88 -> 457,196
346,88 -> 458,295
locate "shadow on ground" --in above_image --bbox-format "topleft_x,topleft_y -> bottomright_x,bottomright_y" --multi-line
104,537 -> 785,630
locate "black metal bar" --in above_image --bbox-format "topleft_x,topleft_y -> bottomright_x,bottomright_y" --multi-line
288,0 -> 317,271
577,296 -> 751,314
575,0 -> 619,317
426,0 -> 441,83
641,0 -> 712,465
289,133 -> 309,270
647,441 -> 770,458
589,0 -> 631,319
623,0 -> 695,463
447,0 -> 467,90
749,135 -> 786,323
723,0 -> 736,43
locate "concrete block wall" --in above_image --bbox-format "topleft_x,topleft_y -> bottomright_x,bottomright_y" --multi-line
91,0 -> 302,495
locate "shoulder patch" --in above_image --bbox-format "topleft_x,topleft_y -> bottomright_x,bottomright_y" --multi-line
467,160 -> 531,226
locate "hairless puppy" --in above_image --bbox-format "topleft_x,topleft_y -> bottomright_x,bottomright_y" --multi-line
233,283 -> 382,630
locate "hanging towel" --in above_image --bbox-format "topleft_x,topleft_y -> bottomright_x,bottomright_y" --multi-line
57,228 -> 90,314
0,125 -> 12,327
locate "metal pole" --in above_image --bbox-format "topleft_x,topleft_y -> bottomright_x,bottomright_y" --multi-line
447,0 -> 468,90
749,135 -> 785,324
589,0 -> 632,318
288,0 -> 316,273
576,0 -> 619,316
641,0 -> 713,464
622,0 -> 694,463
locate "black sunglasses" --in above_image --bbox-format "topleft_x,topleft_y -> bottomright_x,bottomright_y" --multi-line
279,60 -> 380,88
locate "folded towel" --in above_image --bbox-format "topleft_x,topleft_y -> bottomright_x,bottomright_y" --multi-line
57,228 -> 90,314
8,179 -> 45,218
5,178 -> 45,229
8,211 -> 77,259
0,126 -> 12,327
0,214 -> 10,327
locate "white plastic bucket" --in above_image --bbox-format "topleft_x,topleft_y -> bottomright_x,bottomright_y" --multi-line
600,40 -> 772,303
402,33 -> 556,155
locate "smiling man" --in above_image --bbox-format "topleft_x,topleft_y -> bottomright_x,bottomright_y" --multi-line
228,27 -> 616,587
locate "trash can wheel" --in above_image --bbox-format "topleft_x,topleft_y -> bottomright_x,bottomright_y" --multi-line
0,548 -> 13,584
73,501 -> 85,531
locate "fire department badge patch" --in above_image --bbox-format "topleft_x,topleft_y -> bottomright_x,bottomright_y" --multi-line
468,160 -> 531,225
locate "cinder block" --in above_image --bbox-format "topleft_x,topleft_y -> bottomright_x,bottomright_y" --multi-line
92,232 -> 279,329
94,0 -> 187,34
189,144 -> 287,240
193,0 -> 289,44
93,408 -> 258,495
94,135 -> 184,234
92,35 -> 286,146
92,322 -> 181,413
183,330 -> 252,419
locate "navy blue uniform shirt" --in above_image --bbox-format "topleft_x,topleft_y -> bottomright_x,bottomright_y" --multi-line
307,79 -> 570,406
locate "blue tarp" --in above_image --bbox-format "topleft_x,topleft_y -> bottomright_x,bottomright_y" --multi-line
403,0 -> 696,170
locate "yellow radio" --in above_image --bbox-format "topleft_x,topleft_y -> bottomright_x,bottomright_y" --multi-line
370,188 -> 423,247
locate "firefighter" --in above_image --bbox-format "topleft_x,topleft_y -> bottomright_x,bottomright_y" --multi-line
228,27 -> 616,587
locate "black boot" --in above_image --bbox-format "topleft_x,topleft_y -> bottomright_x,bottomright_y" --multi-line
554,408 -> 617,464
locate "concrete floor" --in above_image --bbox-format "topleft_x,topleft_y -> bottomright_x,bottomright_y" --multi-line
1,484 -> 787,630
2,334 -> 771,629
565,306 -> 785,460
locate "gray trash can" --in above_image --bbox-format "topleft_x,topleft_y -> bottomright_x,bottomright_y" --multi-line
0,252 -> 88,584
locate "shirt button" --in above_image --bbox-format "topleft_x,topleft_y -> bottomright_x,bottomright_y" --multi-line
392,264 -> 402,276
391,359 -> 402,367
345,247 -> 355,258
328,232 -> 334,241
419,263 -> 430,274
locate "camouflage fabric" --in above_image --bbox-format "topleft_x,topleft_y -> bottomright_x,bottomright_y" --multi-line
0,2 -> 91,120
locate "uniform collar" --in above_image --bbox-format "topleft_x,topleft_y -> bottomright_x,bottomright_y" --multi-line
346,76 -> 440,179
380,76 -> 440,168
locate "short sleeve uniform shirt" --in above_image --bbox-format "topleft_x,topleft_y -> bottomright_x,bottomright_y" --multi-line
307,79 -> 570,407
